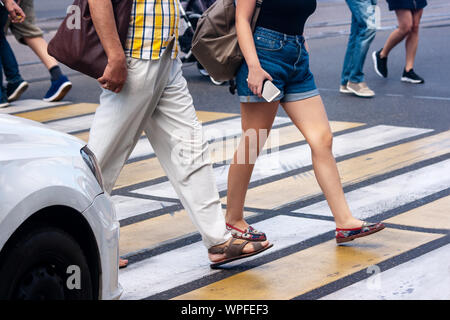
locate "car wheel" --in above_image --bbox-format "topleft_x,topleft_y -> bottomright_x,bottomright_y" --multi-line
0,227 -> 93,300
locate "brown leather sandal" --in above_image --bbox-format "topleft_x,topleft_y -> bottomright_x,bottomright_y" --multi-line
209,238 -> 273,269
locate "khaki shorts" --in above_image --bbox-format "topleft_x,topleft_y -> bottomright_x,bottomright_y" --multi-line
5,0 -> 44,44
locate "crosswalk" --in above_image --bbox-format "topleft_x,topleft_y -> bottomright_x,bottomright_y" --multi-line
5,99 -> 450,300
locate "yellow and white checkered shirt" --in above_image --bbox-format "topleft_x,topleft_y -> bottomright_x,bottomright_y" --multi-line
125,0 -> 181,60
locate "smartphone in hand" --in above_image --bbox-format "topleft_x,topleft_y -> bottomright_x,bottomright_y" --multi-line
261,80 -> 281,102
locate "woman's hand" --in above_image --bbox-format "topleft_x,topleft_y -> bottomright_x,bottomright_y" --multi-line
247,66 -> 273,97
236,0 -> 271,97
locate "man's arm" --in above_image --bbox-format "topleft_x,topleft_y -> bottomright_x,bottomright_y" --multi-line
3,0 -> 26,23
87,0 -> 127,93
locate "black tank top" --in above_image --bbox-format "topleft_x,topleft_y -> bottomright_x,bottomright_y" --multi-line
256,0 -> 317,36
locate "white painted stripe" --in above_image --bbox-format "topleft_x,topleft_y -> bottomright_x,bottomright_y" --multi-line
321,244 -> 450,300
296,159 -> 450,220
133,125 -> 432,199
40,114 -> 290,159
413,95 -> 450,102
112,195 -> 175,221
119,215 -> 335,300
0,99 -> 68,114
45,113 -> 94,133
127,116 -> 290,160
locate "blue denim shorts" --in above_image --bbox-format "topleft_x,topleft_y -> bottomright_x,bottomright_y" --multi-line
236,26 -> 320,103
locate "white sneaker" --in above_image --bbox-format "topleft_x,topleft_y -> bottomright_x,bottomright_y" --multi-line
198,68 -> 209,77
210,76 -> 226,86
339,84 -> 352,94
346,81 -> 375,98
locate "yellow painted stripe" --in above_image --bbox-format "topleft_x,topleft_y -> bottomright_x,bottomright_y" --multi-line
74,131 -> 90,143
119,211 -> 257,256
73,110 -> 237,143
115,121 -> 362,190
385,196 -> 450,230
174,228 -> 442,300
14,103 -> 98,123
115,157 -> 164,189
235,130 -> 450,209
195,111 -> 237,123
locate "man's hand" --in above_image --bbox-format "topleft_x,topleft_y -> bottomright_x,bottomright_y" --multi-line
4,0 -> 25,23
98,56 -> 128,93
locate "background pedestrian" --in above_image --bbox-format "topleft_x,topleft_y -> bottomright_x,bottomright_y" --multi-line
0,0 -> 28,108
340,0 -> 378,98
6,0 -> 72,101
372,0 -> 427,84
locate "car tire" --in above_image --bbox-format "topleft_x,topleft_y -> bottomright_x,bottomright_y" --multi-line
0,226 -> 94,300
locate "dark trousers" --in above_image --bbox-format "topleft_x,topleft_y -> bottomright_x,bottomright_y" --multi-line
0,7 -> 23,100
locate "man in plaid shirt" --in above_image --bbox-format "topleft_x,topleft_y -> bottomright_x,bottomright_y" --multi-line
87,0 -> 271,269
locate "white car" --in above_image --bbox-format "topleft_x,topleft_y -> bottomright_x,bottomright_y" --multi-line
0,114 -> 122,300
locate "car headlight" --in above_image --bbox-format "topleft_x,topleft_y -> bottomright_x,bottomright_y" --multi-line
80,145 -> 104,190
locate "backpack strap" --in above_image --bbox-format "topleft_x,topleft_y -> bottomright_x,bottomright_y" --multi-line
251,0 -> 264,30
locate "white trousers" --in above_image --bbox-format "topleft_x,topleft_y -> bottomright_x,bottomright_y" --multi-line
88,46 -> 230,249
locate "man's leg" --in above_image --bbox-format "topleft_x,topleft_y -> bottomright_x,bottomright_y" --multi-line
341,12 -> 358,86
347,0 -> 377,83
88,37 -> 178,269
143,58 -> 231,249
88,57 -> 173,194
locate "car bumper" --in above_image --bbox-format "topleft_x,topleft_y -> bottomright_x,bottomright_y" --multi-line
83,193 -> 123,300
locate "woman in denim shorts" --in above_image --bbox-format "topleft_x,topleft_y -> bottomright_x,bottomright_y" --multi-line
225,0 -> 385,244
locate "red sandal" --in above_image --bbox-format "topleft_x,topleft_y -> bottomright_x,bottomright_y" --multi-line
336,221 -> 385,244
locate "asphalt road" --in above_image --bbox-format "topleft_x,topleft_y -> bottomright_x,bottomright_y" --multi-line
20,24 -> 450,132
34,0 -> 73,19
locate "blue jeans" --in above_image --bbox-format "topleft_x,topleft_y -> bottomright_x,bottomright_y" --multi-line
0,7 -> 23,100
237,27 -> 319,103
341,0 -> 377,85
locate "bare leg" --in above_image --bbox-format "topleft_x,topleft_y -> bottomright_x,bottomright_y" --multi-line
405,9 -> 423,71
225,101 -> 279,230
23,36 -> 58,70
119,258 -> 128,268
281,96 -> 362,228
380,10 -> 413,59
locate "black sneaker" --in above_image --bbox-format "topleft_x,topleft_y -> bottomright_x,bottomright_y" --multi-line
0,92 -> 9,108
401,68 -> 424,84
7,80 -> 29,102
372,49 -> 388,78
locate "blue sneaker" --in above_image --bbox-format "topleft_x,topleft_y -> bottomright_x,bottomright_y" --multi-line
44,75 -> 72,102
7,80 -> 29,102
